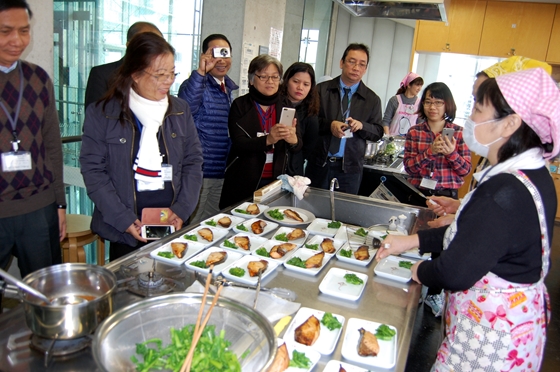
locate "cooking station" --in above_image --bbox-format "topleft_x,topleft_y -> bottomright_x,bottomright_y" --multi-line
0,188 -> 435,371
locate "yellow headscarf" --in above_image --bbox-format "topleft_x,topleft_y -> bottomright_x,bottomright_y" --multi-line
483,56 -> 552,78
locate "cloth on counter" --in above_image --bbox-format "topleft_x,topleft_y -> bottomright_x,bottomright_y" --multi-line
186,281 -> 301,323
277,174 -> 311,200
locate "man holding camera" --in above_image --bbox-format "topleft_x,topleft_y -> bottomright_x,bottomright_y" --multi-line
178,34 -> 238,222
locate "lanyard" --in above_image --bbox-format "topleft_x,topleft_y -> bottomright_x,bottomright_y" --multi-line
0,63 -> 24,152
255,103 -> 275,133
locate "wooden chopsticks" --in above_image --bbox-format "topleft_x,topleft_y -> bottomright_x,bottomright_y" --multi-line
180,265 -> 223,372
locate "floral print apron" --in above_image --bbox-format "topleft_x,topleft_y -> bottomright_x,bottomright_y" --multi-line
432,170 -> 551,372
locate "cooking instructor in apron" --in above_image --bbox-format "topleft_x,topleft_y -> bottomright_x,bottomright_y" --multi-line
377,67 -> 559,371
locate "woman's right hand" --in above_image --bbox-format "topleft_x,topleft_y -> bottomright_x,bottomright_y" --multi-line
427,196 -> 460,215
375,234 -> 419,261
126,219 -> 147,243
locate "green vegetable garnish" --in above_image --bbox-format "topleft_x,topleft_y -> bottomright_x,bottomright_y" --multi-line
339,248 -> 352,258
305,243 -> 319,250
255,247 -> 270,257
189,260 -> 206,268
268,209 -> 284,220
131,325 -> 242,372
286,256 -> 306,268
234,208 -> 250,214
274,232 -> 289,242
344,273 -> 364,285
380,234 -> 388,240
236,224 -> 248,231
375,324 -> 396,341
205,219 -> 217,227
327,221 -> 341,229
184,234 -> 198,241
399,260 -> 414,269
157,251 -> 174,259
355,228 -> 368,237
289,350 -> 312,368
321,312 -> 342,331
228,267 -> 245,277
223,239 -> 238,249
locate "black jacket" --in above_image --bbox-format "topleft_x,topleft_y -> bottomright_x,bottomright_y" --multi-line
309,76 -> 383,173
286,102 -> 319,176
84,58 -> 123,110
219,94 -> 302,209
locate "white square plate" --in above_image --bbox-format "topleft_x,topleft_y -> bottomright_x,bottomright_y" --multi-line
250,240 -> 299,264
303,235 -> 344,256
184,247 -> 243,275
282,307 -> 345,355
334,225 -> 369,248
322,360 -> 369,372
283,248 -> 332,276
318,268 -> 368,301
263,206 -> 315,226
270,227 -> 309,247
219,233 -> 268,255
335,243 -> 376,267
220,254 -> 280,285
305,218 -> 343,237
182,225 -> 228,248
400,247 -> 429,260
149,239 -> 206,266
341,318 -> 398,369
277,338 -> 321,372
230,202 -> 269,219
232,218 -> 279,237
199,213 -> 244,230
373,256 -> 413,283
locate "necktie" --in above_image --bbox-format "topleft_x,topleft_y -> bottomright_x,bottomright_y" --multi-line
220,82 -> 226,93
329,88 -> 351,155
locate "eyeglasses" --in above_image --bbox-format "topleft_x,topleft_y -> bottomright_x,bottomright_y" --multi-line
254,74 -> 280,82
345,59 -> 367,69
423,100 -> 445,108
144,71 -> 179,82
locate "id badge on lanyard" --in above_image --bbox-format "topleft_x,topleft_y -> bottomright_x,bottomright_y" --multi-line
420,171 -> 438,190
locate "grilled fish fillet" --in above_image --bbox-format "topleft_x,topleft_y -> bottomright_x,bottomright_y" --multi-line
206,251 -> 227,267
339,364 -> 347,372
320,238 -> 336,254
218,216 -> 232,228
251,220 -> 267,234
246,203 -> 260,215
287,228 -> 305,240
198,227 -> 214,242
234,236 -> 250,250
354,245 -> 370,261
269,243 -> 297,259
294,315 -> 320,346
267,342 -> 290,372
357,327 -> 380,357
305,251 -> 325,268
171,242 -> 187,258
284,209 -> 304,222
247,260 -> 268,277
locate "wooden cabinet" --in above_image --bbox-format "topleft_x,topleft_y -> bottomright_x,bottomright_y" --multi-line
546,6 -> 560,64
416,0 -> 487,55
551,173 -> 560,220
478,1 -> 556,61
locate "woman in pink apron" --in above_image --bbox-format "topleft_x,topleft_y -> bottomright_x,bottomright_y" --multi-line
382,72 -> 424,136
377,68 -> 559,371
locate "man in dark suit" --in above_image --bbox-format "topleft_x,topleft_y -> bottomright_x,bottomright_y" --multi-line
84,22 -> 162,109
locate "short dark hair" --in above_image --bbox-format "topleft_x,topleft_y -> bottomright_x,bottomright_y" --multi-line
127,22 -> 162,42
418,82 -> 457,122
248,54 -> 283,85
476,78 -> 549,163
202,34 -> 232,53
102,33 -> 175,124
396,77 -> 424,95
0,0 -> 33,18
280,62 -> 320,116
475,71 -> 489,79
341,43 -> 370,64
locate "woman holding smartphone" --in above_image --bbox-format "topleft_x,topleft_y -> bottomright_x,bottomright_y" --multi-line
219,55 -> 301,209
280,62 -> 320,176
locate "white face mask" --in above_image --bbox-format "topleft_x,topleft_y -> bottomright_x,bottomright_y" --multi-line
463,118 -> 503,158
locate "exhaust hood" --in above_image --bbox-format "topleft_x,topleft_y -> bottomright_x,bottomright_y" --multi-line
333,0 -> 449,22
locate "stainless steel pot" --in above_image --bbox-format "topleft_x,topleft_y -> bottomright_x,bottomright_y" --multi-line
21,263 -> 117,339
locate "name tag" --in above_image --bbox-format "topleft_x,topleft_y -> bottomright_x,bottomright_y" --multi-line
161,164 -> 173,182
420,177 -> 437,190
265,152 -> 273,164
343,128 -> 353,138
257,132 -> 266,137
2,151 -> 32,172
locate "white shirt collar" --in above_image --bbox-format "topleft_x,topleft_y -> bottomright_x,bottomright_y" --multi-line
0,61 -> 18,74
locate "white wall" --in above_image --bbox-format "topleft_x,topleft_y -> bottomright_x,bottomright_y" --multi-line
21,0 -> 54,77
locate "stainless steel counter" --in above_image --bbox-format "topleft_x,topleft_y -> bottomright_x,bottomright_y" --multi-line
0,188 -> 435,371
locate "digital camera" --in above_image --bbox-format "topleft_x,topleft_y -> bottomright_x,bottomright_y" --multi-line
213,47 -> 231,58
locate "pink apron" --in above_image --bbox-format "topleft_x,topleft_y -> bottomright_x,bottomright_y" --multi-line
432,170 -> 551,372
388,95 -> 420,136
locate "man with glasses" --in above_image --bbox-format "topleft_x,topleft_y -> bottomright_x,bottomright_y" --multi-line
178,34 -> 238,223
306,43 -> 383,194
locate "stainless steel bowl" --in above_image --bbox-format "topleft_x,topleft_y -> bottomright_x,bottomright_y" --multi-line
21,263 -> 117,339
92,293 -> 277,372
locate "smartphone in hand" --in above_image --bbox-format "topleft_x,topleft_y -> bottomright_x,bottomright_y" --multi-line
279,107 -> 296,126
442,128 -> 455,140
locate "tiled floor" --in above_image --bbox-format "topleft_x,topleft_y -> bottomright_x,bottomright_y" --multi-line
405,221 -> 560,371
